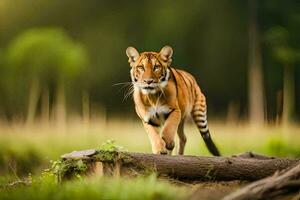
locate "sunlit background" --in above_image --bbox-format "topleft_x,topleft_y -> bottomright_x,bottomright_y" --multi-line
0,1 -> 299,196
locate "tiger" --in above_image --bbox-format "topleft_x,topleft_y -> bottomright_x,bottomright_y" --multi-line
125,45 -> 220,156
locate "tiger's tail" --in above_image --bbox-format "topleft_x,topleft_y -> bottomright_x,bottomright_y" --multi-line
191,93 -> 220,156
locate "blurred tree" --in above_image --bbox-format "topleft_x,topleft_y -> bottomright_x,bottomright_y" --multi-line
265,26 -> 299,125
0,48 -> 5,120
248,0 -> 265,125
6,28 -> 88,125
0,0 -> 299,122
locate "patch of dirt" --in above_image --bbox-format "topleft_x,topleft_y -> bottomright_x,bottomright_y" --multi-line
159,176 -> 248,200
170,180 -> 300,200
189,181 -> 247,200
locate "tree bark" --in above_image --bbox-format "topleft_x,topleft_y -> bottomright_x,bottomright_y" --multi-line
223,163 -> 300,200
61,150 -> 299,182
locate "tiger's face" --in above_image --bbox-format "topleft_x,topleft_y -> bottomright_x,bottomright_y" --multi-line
130,52 -> 170,94
126,46 -> 173,94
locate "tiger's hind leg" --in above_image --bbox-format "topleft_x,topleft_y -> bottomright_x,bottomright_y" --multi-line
177,120 -> 187,155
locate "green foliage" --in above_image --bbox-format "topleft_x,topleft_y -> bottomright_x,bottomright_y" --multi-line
266,137 -> 300,157
93,140 -> 128,162
99,139 -> 125,152
265,26 -> 299,64
2,27 -> 89,118
44,159 -> 88,181
265,26 -> 289,46
7,28 -> 88,80
0,0 -> 300,119
0,141 -> 44,175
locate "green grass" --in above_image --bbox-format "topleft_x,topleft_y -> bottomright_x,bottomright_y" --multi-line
0,119 -> 299,200
1,174 -> 187,200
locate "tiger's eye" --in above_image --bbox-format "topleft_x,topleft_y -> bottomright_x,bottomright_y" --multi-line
137,66 -> 144,71
153,65 -> 161,71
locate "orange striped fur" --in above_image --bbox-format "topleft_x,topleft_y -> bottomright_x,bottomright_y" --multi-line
126,46 -> 220,156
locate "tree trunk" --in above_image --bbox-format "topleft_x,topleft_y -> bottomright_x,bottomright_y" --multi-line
248,0 -> 265,126
82,90 -> 90,127
41,86 -> 49,125
55,79 -> 66,130
282,64 -> 295,126
26,77 -> 40,126
60,150 -> 299,182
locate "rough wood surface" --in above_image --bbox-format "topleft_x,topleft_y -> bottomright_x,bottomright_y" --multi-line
61,150 -> 300,181
62,149 -> 97,159
222,162 -> 300,200
233,152 -> 275,160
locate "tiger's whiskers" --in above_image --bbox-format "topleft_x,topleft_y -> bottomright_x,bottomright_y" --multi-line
112,81 -> 134,101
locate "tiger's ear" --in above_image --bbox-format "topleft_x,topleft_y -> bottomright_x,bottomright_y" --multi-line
126,47 -> 140,67
159,45 -> 173,67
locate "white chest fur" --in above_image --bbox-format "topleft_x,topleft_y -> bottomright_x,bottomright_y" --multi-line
143,105 -> 171,123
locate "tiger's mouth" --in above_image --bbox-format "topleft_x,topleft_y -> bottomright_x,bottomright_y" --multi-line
140,85 -> 158,94
143,86 -> 155,90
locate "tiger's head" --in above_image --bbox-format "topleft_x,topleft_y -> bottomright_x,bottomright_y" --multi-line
126,46 -> 173,94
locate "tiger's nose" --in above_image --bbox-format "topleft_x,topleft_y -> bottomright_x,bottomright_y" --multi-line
144,79 -> 154,85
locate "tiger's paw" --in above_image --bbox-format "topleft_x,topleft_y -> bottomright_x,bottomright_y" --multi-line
152,139 -> 167,155
158,149 -> 168,155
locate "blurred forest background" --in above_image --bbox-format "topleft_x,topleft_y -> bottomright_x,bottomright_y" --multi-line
0,2 -> 300,198
0,0 -> 299,126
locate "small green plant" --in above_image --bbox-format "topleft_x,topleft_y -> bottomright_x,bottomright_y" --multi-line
93,140 -> 128,162
43,140 -> 126,181
203,164 -> 216,181
43,159 -> 88,181
99,139 -> 125,152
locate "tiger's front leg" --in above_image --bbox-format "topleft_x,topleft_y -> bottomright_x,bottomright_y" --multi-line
161,109 -> 181,155
136,106 -> 167,154
142,122 -> 168,154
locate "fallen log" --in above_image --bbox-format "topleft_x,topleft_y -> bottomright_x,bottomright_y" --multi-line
222,162 -> 300,200
58,149 -> 299,182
